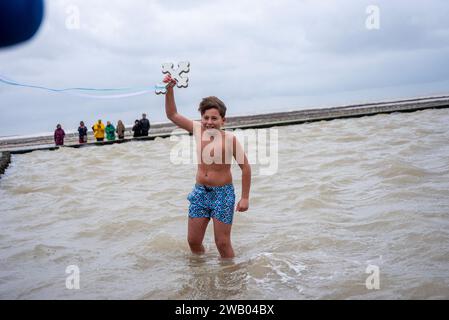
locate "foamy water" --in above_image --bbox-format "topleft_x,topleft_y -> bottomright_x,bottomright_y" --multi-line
1,108 -> 449,299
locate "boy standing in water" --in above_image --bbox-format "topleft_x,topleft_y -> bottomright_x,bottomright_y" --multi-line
163,75 -> 251,259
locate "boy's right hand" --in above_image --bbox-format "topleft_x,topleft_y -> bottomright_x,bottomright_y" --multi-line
163,74 -> 177,88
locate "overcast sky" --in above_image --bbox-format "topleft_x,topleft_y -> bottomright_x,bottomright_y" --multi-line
1,0 -> 449,136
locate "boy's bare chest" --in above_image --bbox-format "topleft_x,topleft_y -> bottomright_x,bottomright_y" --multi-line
200,138 -> 226,154
195,132 -> 233,164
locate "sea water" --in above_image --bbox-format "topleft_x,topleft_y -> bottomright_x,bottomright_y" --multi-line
0,108 -> 448,299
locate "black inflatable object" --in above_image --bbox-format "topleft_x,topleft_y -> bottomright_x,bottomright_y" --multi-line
0,0 -> 44,47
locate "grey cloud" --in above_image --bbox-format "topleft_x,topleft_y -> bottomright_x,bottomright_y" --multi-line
1,0 -> 448,136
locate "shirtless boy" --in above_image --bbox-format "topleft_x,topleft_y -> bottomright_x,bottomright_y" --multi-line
163,75 -> 251,259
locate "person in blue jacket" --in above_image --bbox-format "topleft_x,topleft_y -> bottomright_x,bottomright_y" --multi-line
78,121 -> 88,144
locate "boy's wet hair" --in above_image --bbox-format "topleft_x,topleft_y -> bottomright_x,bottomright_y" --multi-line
198,96 -> 227,118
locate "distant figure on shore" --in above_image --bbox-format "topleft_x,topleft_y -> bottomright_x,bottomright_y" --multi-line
116,120 -> 125,140
92,120 -> 105,142
78,121 -> 88,144
105,121 -> 116,141
132,119 -> 141,138
140,113 -> 150,136
54,124 -> 65,146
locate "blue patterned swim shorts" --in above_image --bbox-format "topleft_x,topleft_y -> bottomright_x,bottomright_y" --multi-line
187,184 -> 236,224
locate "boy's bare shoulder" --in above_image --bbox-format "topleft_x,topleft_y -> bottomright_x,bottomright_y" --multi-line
223,129 -> 236,138
224,130 -> 241,143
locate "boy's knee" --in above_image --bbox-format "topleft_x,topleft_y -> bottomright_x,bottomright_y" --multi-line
188,236 -> 202,248
215,238 -> 231,251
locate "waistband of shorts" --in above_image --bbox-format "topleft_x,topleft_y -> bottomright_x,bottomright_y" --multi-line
195,183 -> 234,190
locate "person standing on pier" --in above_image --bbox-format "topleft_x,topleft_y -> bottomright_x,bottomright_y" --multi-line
116,120 -> 125,140
132,119 -> 142,138
105,121 -> 116,141
78,121 -> 88,144
140,113 -> 150,136
92,120 -> 105,142
54,124 -> 65,146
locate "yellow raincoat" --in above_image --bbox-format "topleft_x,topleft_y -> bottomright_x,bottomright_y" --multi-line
92,121 -> 105,139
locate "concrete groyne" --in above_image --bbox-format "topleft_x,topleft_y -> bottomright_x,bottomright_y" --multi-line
0,151 -> 11,177
1,95 -> 449,156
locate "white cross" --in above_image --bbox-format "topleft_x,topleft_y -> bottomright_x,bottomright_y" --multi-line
155,61 -> 190,95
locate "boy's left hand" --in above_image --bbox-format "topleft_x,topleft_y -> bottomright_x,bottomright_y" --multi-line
236,198 -> 249,212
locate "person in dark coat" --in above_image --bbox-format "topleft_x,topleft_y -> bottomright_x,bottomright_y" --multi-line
54,124 -> 65,146
78,121 -> 88,144
132,119 -> 141,138
139,113 -> 150,136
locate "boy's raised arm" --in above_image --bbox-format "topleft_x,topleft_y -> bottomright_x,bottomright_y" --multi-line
165,76 -> 194,133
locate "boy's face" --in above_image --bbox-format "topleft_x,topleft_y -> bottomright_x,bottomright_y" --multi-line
201,108 -> 225,130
